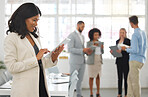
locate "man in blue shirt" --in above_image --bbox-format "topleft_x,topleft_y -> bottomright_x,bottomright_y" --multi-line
122,16 -> 147,97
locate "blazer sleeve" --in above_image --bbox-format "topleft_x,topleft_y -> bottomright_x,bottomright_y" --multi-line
87,41 -> 95,51
99,41 -> 104,54
42,55 -> 57,68
86,41 -> 96,56
101,47 -> 104,54
4,35 -> 39,74
68,33 -> 84,55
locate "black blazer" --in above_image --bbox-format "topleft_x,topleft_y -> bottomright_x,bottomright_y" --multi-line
115,38 -> 131,65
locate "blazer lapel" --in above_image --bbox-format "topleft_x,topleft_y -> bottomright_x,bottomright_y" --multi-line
30,34 -> 41,50
22,33 -> 41,56
23,37 -> 35,56
123,38 -> 127,45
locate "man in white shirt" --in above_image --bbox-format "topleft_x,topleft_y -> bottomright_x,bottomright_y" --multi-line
68,21 -> 92,97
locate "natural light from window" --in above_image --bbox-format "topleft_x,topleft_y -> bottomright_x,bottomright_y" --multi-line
5,0 -> 145,59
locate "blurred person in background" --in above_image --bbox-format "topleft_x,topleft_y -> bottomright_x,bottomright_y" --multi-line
68,21 -> 92,97
122,16 -> 147,97
86,28 -> 104,97
111,28 -> 130,97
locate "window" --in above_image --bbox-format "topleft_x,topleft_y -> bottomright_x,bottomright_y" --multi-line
5,0 -> 145,59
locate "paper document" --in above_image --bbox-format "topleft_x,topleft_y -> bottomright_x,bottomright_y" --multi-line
118,44 -> 130,48
109,46 -> 122,57
45,38 -> 71,58
95,47 -> 101,55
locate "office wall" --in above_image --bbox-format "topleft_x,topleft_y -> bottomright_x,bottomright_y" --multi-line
0,0 -> 5,61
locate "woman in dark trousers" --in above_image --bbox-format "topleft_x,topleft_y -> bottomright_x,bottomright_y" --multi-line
115,28 -> 130,97
111,28 -> 130,97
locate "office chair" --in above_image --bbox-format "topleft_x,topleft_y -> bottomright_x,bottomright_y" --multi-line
68,70 -> 79,97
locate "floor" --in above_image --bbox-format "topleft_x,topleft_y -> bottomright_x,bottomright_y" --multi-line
0,88 -> 147,97
74,88 -> 148,97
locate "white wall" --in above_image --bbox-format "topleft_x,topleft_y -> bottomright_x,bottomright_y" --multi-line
0,0 -> 5,61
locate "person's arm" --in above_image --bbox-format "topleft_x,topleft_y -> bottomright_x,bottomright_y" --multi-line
36,35 -> 64,68
87,42 -> 95,51
86,42 -> 95,56
68,34 -> 84,55
42,56 -> 57,68
43,45 -> 64,68
126,34 -> 139,54
35,35 -> 57,68
123,39 -> 131,54
4,36 -> 38,74
100,42 -> 104,54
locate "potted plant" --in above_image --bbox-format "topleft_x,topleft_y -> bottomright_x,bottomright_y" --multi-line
0,61 -> 6,70
0,61 -> 12,81
0,61 -> 8,86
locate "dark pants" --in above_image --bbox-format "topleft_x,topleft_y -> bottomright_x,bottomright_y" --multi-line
117,63 -> 129,96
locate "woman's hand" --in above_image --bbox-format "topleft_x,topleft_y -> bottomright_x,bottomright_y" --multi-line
83,48 -> 92,55
116,49 -> 121,53
36,49 -> 49,60
121,46 -> 127,51
51,44 -> 64,62
101,44 -> 104,49
110,50 -> 113,54
94,43 -> 99,46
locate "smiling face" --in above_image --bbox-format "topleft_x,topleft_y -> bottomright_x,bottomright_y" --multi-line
25,14 -> 40,32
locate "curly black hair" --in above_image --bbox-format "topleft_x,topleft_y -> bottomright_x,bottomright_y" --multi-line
88,28 -> 101,41
6,3 -> 42,39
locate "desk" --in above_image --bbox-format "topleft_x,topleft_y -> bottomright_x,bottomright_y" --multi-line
0,73 -> 69,97
47,73 -> 69,97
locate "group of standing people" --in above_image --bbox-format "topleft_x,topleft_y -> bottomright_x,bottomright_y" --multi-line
68,15 -> 147,97
68,21 -> 103,97
4,2 -> 147,97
